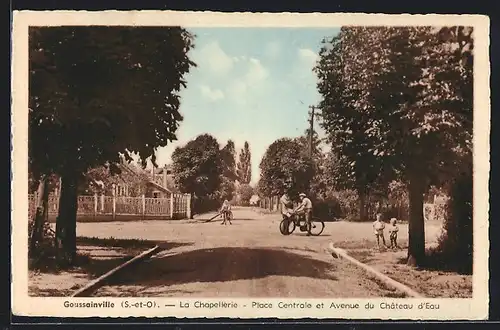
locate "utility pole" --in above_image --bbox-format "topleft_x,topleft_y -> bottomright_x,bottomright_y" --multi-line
308,105 -> 316,158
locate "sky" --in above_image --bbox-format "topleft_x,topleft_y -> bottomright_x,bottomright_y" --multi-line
154,27 -> 341,185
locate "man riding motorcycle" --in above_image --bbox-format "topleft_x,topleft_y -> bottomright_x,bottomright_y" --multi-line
293,193 -> 313,235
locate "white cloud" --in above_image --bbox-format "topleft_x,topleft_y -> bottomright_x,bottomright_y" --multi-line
196,41 -> 234,75
227,81 -> 248,105
290,48 -> 320,86
232,55 -> 248,63
200,85 -> 225,101
226,57 -> 269,104
298,48 -> 319,64
245,58 -> 269,84
265,41 -> 281,59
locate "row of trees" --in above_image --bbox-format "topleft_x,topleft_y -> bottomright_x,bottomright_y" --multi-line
171,135 -> 254,215
257,26 -> 473,269
28,26 -> 196,264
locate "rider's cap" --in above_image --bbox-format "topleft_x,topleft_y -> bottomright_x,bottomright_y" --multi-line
299,193 -> 306,197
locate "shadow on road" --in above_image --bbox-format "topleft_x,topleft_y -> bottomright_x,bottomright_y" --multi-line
95,287 -> 197,297
77,236 -> 192,250
62,238 -> 193,277
197,218 -> 262,223
106,247 -> 338,287
292,233 -> 332,237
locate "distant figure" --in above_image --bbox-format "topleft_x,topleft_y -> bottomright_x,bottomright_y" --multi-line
388,218 -> 399,249
220,199 -> 232,225
373,213 -> 387,249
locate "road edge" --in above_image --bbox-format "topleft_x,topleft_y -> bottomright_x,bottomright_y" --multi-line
328,243 -> 424,298
71,245 -> 161,297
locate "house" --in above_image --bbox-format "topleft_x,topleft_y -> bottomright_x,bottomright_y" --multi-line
149,164 -> 181,198
70,156 -> 181,198
117,162 -> 176,198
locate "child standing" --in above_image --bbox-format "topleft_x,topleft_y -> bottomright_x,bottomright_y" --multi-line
373,213 -> 387,249
388,218 -> 399,249
220,199 -> 232,225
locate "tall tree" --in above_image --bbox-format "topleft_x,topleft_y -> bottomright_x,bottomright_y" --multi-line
237,141 -> 252,184
221,140 -> 238,180
315,26 -> 473,266
315,28 -> 390,220
171,134 -> 224,213
258,138 -> 315,197
219,140 -> 238,201
29,26 -> 195,262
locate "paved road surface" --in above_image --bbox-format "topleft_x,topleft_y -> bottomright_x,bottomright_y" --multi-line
78,207 -> 440,298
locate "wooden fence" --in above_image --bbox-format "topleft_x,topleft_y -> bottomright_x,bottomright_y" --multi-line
258,196 -> 284,212
257,195 -> 446,222
28,193 -> 192,221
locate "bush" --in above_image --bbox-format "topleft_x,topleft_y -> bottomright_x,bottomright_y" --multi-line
237,184 -> 254,206
193,197 -> 217,214
313,197 -> 342,221
28,220 -> 58,269
330,189 -> 359,220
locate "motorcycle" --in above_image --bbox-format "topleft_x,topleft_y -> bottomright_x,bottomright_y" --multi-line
279,212 -> 325,236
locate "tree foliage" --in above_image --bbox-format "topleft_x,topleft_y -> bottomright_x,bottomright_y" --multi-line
221,140 -> 238,180
30,27 -> 195,175
218,140 -> 238,201
237,142 -> 252,184
29,26 -> 196,262
171,134 -> 224,198
315,26 -> 473,266
258,138 -> 315,197
237,184 -> 254,206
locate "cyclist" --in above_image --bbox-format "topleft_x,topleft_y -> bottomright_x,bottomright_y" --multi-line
294,192 -> 313,235
220,199 -> 232,225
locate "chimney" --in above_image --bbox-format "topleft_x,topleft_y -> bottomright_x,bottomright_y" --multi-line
163,166 -> 167,188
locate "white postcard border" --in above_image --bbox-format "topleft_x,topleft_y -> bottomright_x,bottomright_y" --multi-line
11,11 -> 491,320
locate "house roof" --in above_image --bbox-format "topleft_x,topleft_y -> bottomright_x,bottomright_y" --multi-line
164,175 -> 181,193
119,162 -> 173,194
154,164 -> 173,175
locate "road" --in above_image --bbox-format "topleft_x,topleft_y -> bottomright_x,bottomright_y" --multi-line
78,207 -> 441,298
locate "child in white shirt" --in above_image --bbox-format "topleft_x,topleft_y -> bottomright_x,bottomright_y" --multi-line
373,213 -> 387,249
388,217 -> 399,249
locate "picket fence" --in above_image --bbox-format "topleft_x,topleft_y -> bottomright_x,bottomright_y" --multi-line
28,193 -> 192,220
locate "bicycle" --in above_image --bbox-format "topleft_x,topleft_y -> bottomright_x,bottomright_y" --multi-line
220,209 -> 233,225
279,212 -> 325,236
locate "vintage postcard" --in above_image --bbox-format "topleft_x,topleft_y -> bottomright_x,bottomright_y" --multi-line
11,11 -> 490,320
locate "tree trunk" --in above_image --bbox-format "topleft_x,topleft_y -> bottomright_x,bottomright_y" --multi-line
445,166 -> 473,273
190,194 -> 195,219
55,172 -> 79,264
30,175 -> 49,253
407,173 -> 426,267
358,190 -> 367,221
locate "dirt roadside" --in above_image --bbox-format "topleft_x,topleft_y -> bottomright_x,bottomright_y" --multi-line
29,207 -> 471,298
